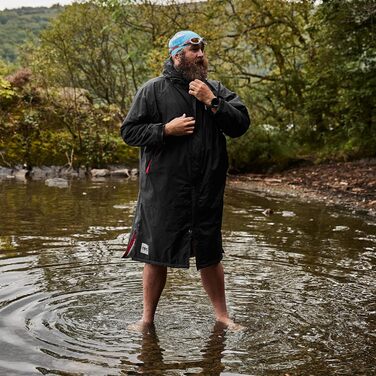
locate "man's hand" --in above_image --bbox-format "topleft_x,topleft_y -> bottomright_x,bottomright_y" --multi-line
188,79 -> 215,107
164,113 -> 195,136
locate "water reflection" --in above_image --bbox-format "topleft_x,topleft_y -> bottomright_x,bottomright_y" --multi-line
127,322 -> 226,375
0,179 -> 375,375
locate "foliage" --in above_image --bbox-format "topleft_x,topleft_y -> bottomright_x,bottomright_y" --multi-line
0,66 -> 138,168
302,0 -> 376,160
24,2 -> 151,114
0,0 -> 375,170
0,5 -> 64,63
227,124 -> 301,172
0,76 -> 17,105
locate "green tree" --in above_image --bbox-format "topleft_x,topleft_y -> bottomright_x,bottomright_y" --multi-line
25,2 -> 151,114
0,65 -> 137,168
0,6 -> 63,63
303,0 -> 376,159
2,0 -> 374,171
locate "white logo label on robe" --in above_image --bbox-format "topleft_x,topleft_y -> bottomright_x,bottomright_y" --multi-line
140,243 -> 149,255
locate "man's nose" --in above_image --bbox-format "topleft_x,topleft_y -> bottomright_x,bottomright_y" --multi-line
197,48 -> 204,57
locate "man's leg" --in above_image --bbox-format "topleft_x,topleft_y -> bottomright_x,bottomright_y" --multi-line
142,263 -> 167,324
200,262 -> 229,322
200,262 -> 242,329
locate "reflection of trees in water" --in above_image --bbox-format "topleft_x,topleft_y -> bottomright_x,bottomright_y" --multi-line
16,180 -> 138,292
122,322 -> 226,375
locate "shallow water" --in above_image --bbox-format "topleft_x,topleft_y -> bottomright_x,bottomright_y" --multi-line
0,178 -> 375,375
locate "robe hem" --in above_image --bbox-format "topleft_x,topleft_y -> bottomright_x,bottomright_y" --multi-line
130,256 -> 189,269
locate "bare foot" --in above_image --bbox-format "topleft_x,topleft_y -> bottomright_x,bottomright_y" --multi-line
127,320 -> 155,333
216,318 -> 245,332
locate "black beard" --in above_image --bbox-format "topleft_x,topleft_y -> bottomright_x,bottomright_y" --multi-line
176,52 -> 208,82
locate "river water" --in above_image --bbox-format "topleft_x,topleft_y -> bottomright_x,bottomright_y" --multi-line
0,178 -> 375,375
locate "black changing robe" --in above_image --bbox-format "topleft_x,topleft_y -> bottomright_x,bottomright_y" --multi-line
120,60 -> 250,269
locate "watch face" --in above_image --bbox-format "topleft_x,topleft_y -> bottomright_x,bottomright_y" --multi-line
211,97 -> 220,108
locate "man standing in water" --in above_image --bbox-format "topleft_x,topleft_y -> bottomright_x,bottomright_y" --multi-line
121,30 -> 250,330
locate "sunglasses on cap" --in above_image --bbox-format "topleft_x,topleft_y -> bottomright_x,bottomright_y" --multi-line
183,37 -> 206,47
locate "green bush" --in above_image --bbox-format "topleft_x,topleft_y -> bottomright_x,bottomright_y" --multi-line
227,124 -> 301,173
0,67 -> 138,168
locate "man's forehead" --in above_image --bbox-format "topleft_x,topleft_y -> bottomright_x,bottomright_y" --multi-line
186,43 -> 205,50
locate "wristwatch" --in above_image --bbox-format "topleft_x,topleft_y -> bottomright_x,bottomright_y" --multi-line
209,97 -> 220,109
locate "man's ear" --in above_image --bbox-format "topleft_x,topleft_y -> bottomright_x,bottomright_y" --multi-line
172,53 -> 181,66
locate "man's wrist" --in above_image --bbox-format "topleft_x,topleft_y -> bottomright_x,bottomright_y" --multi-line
163,123 -> 170,136
206,95 -> 216,107
208,97 -> 220,109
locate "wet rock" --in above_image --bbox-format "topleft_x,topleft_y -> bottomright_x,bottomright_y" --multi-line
111,168 -> 130,177
0,167 -> 13,178
130,168 -> 139,177
59,166 -> 77,178
45,166 -> 56,178
30,166 -> 52,180
90,169 -> 110,178
14,169 -> 30,180
59,166 -> 87,179
45,178 -> 69,188
78,167 -> 87,179
0,165 -> 136,182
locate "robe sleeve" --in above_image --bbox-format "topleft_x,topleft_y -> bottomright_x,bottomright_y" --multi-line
212,81 -> 250,138
120,82 -> 164,147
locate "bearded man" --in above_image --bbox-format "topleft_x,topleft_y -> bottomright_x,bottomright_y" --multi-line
121,30 -> 250,330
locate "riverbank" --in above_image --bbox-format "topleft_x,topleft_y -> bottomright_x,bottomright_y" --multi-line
1,160 -> 375,217
228,159 -> 376,217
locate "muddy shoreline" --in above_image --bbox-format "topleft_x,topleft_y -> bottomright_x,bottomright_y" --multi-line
228,159 -> 376,218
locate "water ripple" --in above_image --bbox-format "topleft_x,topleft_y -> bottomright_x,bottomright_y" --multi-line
0,181 -> 375,375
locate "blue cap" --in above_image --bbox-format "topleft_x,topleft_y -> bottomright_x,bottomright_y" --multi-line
168,30 -> 203,57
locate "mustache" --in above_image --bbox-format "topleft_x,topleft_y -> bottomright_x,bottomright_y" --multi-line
178,52 -> 208,81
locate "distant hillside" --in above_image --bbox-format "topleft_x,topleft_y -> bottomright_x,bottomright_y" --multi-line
0,5 -> 64,63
